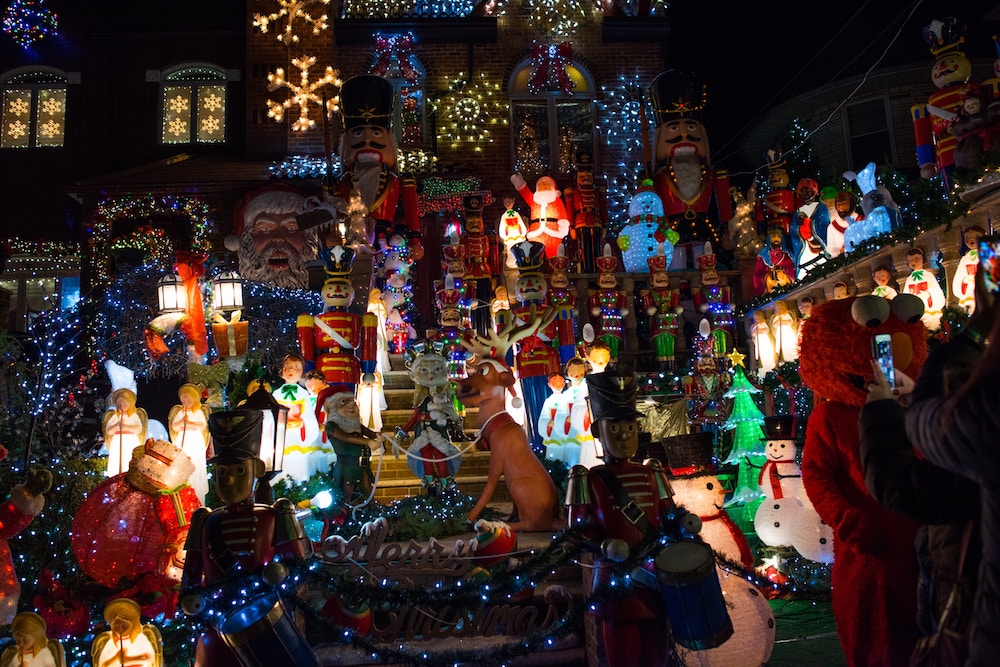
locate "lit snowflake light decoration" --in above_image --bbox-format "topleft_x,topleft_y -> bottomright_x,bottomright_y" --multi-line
253,0 -> 330,45
2,0 -> 58,49
38,119 -> 59,138
8,97 -> 29,115
168,94 -> 189,114
167,117 -> 188,137
434,72 -> 508,151
7,120 -> 26,138
201,116 -> 220,134
202,93 -> 223,112
267,56 -> 341,132
40,96 -> 61,115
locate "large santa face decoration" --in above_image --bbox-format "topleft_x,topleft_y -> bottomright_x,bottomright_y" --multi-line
234,186 -> 316,290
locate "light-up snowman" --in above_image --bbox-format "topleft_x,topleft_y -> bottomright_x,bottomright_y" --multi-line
616,182 -> 677,273
753,416 -> 834,564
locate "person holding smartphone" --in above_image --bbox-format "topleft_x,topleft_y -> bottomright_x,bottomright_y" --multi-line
904,237 -> 1000,666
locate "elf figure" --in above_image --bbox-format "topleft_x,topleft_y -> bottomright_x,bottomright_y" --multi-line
564,150 -> 607,273
499,197 -> 528,269
273,353 -> 323,483
510,173 -> 571,258
547,247 -> 579,365
462,195 -> 494,338
512,240 -> 561,450
912,18 -> 974,189
871,265 -> 898,300
399,345 -> 463,492
297,245 -> 378,390
903,247 -> 945,330
953,225 -> 985,314
693,242 -> 733,357
642,246 -> 682,371
588,244 -> 628,358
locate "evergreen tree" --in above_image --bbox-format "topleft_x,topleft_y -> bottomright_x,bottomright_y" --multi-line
722,364 -> 767,530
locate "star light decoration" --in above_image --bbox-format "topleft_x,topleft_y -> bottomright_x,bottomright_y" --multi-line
267,56 -> 341,132
2,0 -> 57,48
253,0 -> 330,45
434,73 -> 508,152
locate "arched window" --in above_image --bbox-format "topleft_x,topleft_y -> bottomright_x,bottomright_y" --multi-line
371,40 -> 427,148
508,57 -> 595,175
160,64 -> 230,145
1,68 -> 67,149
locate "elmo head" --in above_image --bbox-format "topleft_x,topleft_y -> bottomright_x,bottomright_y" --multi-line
799,295 -> 928,407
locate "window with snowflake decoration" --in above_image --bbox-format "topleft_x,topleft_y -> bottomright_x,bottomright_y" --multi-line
160,64 -> 230,145
508,58 -> 594,175
1,69 -> 66,149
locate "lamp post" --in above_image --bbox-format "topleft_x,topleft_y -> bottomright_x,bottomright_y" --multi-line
212,271 -> 244,312
241,387 -> 288,504
156,274 -> 188,313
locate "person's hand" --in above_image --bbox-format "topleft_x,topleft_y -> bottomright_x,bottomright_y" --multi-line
866,360 -> 898,403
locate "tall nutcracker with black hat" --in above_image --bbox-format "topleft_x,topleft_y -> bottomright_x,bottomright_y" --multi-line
511,240 -> 561,450
567,372 -> 730,667
564,150 -> 607,273
334,74 -> 421,256
648,70 -> 732,248
462,194 -> 494,338
296,245 -> 378,391
587,244 -> 628,358
180,410 -> 315,667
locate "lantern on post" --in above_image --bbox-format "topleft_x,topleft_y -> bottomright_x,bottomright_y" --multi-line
241,387 -> 289,503
212,271 -> 244,311
157,274 -> 188,314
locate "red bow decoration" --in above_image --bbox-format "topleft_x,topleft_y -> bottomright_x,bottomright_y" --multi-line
528,41 -> 575,95
372,33 -> 417,83
173,251 -> 209,357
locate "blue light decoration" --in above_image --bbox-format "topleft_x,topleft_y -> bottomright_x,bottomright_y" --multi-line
268,154 -> 341,179
597,75 -> 648,234
617,185 -> 675,272
842,162 -> 896,254
2,0 -> 57,48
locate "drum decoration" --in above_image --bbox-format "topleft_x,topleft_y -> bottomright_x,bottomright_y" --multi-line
219,593 -> 321,667
655,541 -> 733,650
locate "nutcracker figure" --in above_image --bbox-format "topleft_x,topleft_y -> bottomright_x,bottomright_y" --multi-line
431,275 -> 470,380
693,242 -> 733,357
757,152 -> 797,254
641,247 -> 682,371
564,150 -> 608,273
297,245 -> 378,391
547,248 -> 579,364
441,236 -> 467,280
510,174 -> 571,258
588,245 -> 628,358
334,75 -> 420,254
912,18 -> 973,189
462,195 -> 494,338
648,70 -> 732,245
512,240 -> 561,450
568,371 -> 722,667
903,247 -> 946,330
180,410 -> 315,667
499,197 -> 528,269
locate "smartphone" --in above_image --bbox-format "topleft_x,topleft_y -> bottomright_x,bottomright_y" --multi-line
872,333 -> 895,390
979,235 -> 1000,295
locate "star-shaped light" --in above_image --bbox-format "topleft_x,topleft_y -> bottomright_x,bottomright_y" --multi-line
726,349 -> 746,368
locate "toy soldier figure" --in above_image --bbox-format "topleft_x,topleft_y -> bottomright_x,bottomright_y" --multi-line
588,246 -> 628,358
181,409 -> 314,667
430,275 -> 470,381
642,250 -> 682,371
462,195 -> 494,338
547,249 -> 578,365
564,150 -> 607,273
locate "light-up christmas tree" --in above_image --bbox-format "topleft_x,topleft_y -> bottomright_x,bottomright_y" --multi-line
722,352 -> 767,532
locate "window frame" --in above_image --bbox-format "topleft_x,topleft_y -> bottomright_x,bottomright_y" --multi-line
508,57 -> 597,177
1,67 -> 68,150
373,52 -> 429,150
157,63 -> 232,146
842,94 -> 897,168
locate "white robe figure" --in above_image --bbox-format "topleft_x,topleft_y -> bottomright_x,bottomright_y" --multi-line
168,406 -> 209,503
751,312 -> 777,378
953,249 -> 978,314
3,647 -> 58,667
102,403 -> 146,477
96,630 -> 155,667
770,304 -> 798,364
357,370 -> 386,434
825,207 -> 852,258
273,383 -> 322,483
903,267 -> 946,330
571,378 -> 602,469
538,386 -> 572,464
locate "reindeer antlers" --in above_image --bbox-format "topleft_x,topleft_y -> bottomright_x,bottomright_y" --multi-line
462,305 -> 557,360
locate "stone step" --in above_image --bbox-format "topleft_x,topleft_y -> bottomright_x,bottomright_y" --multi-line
379,408 -> 479,432
368,450 -> 508,503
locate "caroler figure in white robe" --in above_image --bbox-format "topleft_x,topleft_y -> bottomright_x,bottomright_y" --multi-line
101,389 -> 147,478
902,248 -> 945,330
952,224 -> 985,315
750,310 -> 777,377
167,383 -> 210,503
771,300 -> 799,364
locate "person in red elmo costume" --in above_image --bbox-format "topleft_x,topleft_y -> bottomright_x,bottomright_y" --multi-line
799,294 -> 927,666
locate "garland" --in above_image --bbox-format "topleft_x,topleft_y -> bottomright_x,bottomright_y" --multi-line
418,177 -> 493,216
5,237 -> 79,257
88,194 -> 215,285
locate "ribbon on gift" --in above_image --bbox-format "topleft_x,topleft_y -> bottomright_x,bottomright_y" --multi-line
173,252 -> 209,356
212,310 -> 243,358
528,41 -> 575,95
372,33 -> 417,83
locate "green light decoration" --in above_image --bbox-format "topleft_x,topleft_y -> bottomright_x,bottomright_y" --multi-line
722,364 -> 766,533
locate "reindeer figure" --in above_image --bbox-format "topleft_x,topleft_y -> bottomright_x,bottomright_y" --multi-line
458,308 -> 563,532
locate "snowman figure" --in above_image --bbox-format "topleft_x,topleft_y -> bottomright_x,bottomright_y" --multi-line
616,181 -> 678,273
753,415 -> 834,564
664,433 -> 775,667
